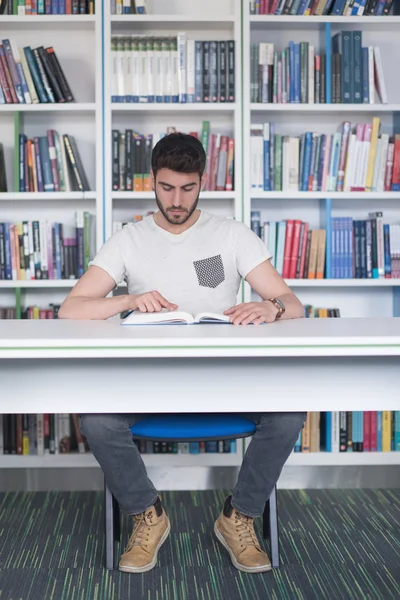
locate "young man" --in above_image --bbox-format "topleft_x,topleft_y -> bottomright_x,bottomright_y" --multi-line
59,133 -> 305,575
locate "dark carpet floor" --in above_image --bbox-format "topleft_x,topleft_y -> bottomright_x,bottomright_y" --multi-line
0,489 -> 399,600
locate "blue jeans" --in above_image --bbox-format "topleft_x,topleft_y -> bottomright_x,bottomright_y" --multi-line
80,412 -> 306,518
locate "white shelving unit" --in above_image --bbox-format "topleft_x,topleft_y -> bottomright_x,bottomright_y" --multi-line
0,11 -> 103,311
242,6 -> 400,322
103,0 -> 242,239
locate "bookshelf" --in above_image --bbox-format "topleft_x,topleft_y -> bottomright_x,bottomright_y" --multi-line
0,10 -> 104,314
242,7 -> 400,320
0,2 -> 399,475
103,0 -> 242,240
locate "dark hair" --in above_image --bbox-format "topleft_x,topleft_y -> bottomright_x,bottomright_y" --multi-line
151,132 -> 206,178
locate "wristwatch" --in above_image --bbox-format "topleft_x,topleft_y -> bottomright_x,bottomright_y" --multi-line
266,298 -> 285,320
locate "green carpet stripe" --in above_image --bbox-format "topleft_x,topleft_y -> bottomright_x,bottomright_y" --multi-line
0,489 -> 399,599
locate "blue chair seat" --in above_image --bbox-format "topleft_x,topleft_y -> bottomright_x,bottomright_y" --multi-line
130,414 -> 256,442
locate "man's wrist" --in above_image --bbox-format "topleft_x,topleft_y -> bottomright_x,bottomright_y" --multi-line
264,298 -> 285,320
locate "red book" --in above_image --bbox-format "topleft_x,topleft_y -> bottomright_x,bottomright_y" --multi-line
363,411 -> 371,452
282,220 -> 294,279
298,222 -> 309,279
288,220 -> 302,279
370,411 -> 377,452
391,135 -> 400,190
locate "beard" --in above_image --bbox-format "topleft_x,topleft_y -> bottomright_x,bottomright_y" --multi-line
155,190 -> 200,225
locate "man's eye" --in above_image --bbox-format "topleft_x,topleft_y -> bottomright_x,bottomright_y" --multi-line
183,187 -> 195,192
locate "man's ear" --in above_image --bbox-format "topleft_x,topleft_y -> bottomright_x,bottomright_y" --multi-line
200,173 -> 207,191
150,170 -> 155,190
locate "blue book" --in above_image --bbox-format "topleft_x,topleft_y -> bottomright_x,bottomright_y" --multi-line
377,411 -> 383,452
325,412 -> 332,452
361,47 -> 369,104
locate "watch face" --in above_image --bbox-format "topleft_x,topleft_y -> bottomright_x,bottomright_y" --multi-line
275,298 -> 285,311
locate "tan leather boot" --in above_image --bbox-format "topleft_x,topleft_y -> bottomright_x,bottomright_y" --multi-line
119,497 -> 170,573
214,495 -> 271,573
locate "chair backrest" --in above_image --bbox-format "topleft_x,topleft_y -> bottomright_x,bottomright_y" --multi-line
130,414 -> 257,442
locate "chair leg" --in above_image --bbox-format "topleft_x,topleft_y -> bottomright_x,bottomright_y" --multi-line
262,485 -> 280,569
113,494 -> 121,542
104,478 -> 115,570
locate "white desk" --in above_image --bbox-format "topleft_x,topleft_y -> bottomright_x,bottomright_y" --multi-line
0,317 -> 399,414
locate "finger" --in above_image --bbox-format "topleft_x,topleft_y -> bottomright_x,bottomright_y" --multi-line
155,292 -> 177,310
136,300 -> 148,313
151,299 -> 163,312
224,306 -> 237,314
253,317 -> 266,325
144,300 -> 155,313
232,308 -> 258,325
242,312 -> 259,326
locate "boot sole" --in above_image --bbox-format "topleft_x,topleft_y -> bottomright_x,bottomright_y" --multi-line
214,523 -> 272,574
119,518 -> 171,574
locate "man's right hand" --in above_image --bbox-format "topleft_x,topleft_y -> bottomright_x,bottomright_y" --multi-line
128,291 -> 178,313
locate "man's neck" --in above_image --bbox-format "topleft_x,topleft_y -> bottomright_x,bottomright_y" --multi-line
153,209 -> 201,235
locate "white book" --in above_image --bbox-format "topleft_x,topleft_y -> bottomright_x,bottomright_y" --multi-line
60,136 -> 71,192
121,309 -> 231,326
373,47 -> 388,104
376,133 -> 389,193
368,47 -> 375,104
131,38 -> 140,101
0,415 -> 3,455
186,39 -> 195,102
177,32 -> 187,103
250,124 -> 263,189
331,412 -> 340,453
39,220 -> 48,276
372,137 -> 382,192
147,38 -> 155,102
344,133 -> 356,192
288,137 -> 300,191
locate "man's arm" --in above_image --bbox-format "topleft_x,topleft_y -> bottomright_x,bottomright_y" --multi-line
246,259 -> 304,319
58,266 -> 131,320
224,259 -> 304,325
58,266 -> 178,320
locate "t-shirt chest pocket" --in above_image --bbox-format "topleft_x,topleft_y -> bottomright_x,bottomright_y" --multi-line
193,254 -> 225,289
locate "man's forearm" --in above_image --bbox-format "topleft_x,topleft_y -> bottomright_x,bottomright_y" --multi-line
267,292 -> 304,320
58,294 -> 130,320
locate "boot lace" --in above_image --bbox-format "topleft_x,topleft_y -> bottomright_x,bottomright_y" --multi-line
125,509 -> 154,552
234,511 -> 261,550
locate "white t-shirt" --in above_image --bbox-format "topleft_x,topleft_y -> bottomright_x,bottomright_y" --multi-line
90,211 -> 272,316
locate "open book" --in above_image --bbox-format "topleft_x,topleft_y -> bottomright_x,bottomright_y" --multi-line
121,309 -> 231,326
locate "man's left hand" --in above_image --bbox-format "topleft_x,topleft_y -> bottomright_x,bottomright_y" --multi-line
224,301 -> 279,326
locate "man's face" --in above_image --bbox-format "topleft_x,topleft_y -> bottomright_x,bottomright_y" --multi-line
152,168 -> 206,226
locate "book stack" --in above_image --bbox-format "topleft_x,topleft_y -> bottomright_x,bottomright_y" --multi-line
304,305 -> 341,317
18,131 -> 90,192
112,122 -> 234,193
252,211 -> 399,279
251,214 -> 327,279
0,414 -> 88,456
251,34 -> 387,104
249,0 -> 395,15
0,212 -> 96,281
1,0 -> 95,14
111,35 -> 235,103
133,439 -> 237,454
296,411 -> 400,453
251,119 -> 400,192
0,39 -> 74,105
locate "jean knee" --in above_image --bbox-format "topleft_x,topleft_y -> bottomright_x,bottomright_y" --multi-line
79,413 -> 129,442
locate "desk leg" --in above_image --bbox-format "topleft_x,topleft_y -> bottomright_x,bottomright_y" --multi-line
105,478 -> 115,570
262,486 -> 280,569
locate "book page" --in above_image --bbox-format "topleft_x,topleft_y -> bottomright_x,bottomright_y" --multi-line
121,310 -> 194,325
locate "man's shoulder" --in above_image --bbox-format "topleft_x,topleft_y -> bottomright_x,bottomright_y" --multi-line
201,212 -> 251,235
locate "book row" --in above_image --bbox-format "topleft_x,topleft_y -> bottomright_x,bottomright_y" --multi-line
111,35 -> 236,104
0,214 -> 95,281
0,39 -> 74,105
0,304 -> 61,319
296,411 -> 400,453
303,304 -> 341,317
1,0 -> 95,14
250,119 -> 400,192
0,413 -> 238,455
18,130 -> 90,193
249,0 -> 395,15
251,35 -> 386,105
251,214 -> 400,279
111,0 -> 146,14
112,123 -> 234,192
0,414 -> 88,456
